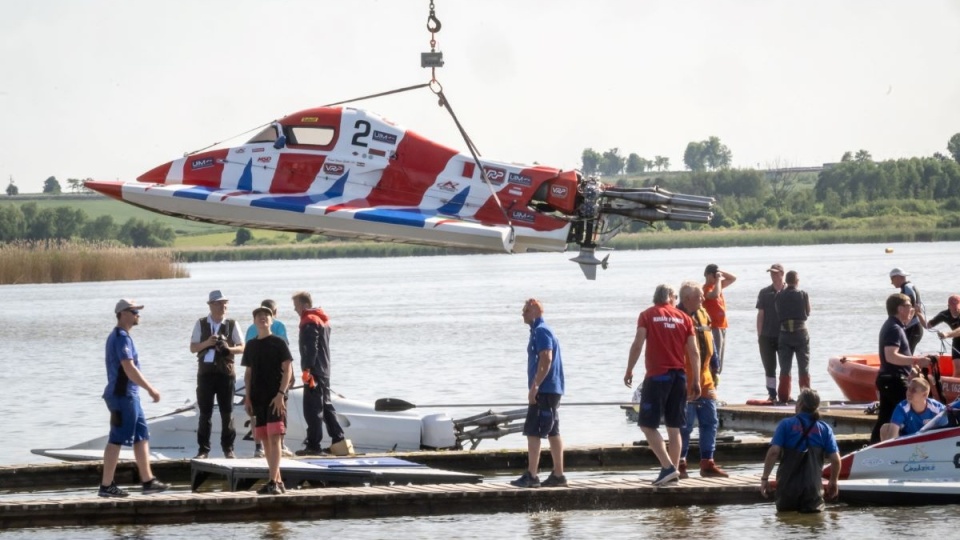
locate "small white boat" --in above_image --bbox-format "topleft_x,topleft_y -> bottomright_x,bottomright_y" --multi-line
31,387 -> 514,462
830,411 -> 960,505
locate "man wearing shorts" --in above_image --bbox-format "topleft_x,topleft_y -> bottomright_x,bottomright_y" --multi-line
624,284 -> 701,486
242,305 -> 294,495
510,298 -> 566,488
99,299 -> 169,498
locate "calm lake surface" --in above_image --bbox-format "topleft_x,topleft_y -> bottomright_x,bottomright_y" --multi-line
1,242 -> 958,537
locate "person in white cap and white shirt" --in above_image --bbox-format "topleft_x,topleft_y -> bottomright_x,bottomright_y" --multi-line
189,290 -> 244,459
890,268 -> 926,353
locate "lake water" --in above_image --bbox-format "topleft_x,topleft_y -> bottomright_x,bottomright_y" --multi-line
1,241 -> 958,537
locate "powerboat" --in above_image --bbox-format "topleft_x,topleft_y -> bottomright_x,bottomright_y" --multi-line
83,105 -> 715,280
31,387 -> 522,462
827,409 -> 960,505
827,353 -> 959,403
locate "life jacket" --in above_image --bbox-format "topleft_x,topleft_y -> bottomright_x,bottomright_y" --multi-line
196,317 -> 238,376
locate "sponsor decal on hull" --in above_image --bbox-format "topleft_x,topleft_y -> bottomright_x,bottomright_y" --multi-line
323,163 -> 345,175
508,173 -> 532,186
372,130 -> 398,145
191,158 -> 214,170
484,167 -> 506,185
438,181 -> 459,192
551,185 -> 569,198
510,210 -> 536,223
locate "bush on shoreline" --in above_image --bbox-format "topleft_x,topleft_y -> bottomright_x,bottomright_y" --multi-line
0,241 -> 189,285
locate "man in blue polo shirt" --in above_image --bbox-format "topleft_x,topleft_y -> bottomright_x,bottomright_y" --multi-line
99,299 -> 169,498
511,298 -> 566,488
760,388 -> 841,512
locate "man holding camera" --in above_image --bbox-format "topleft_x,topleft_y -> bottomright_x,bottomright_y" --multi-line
189,290 -> 244,459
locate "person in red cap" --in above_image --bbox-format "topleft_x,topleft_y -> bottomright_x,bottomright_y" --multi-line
756,264 -> 786,402
928,294 -> 960,377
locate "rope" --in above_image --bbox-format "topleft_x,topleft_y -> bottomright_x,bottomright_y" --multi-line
435,88 -> 514,230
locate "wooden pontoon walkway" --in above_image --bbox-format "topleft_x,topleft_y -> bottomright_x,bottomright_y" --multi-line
0,474 -> 769,528
1,437 -> 869,491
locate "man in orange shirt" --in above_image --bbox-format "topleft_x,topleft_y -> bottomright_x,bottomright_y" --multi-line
703,264 -> 737,384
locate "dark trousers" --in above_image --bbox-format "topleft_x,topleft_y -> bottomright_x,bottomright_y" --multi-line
759,335 -> 779,399
196,372 -> 236,453
905,325 -> 923,354
302,379 -> 345,449
778,329 -> 810,377
871,373 -> 907,443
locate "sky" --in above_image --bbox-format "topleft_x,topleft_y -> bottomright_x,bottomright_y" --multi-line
2,0 -> 960,194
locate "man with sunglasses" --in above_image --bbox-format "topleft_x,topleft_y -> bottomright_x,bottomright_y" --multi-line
99,299 -> 168,497
871,293 -> 933,443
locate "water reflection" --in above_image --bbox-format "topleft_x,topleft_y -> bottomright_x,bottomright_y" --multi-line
527,511 -> 567,539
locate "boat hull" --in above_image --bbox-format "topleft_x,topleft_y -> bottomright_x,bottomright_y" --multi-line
827,354 -> 959,403
839,479 -> 960,505
32,389 -> 457,462
828,423 -> 960,505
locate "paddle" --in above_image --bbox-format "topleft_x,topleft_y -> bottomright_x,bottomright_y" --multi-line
375,397 -> 633,412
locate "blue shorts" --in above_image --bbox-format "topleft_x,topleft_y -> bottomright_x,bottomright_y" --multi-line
105,395 -> 149,446
522,393 -> 561,438
638,370 -> 687,429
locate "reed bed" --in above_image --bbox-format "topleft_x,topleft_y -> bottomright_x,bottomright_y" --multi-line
0,241 -> 189,285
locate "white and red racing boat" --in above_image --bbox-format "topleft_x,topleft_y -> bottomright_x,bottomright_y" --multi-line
83,105 -> 715,280
31,387 -> 522,462
827,410 -> 960,505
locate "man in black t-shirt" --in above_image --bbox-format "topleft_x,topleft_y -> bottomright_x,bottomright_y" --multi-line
242,306 -> 293,495
928,295 -> 960,377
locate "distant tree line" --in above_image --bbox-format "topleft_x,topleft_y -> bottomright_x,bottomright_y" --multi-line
0,202 -> 175,247
578,131 -> 960,232
4,176 -> 91,197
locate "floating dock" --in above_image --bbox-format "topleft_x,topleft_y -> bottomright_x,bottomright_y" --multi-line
717,404 -> 874,435
0,474 -> 770,528
1,437 -> 870,491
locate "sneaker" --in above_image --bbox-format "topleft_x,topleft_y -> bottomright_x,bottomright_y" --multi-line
652,466 -> 679,486
277,481 -> 287,494
142,478 -> 169,495
541,473 -> 568,488
509,471 -> 541,488
254,447 -> 265,458
700,459 -> 729,478
678,460 -> 689,480
281,446 -> 294,458
98,482 -> 129,498
194,452 -> 209,459
224,450 -> 236,459
257,481 -> 282,495
295,446 -> 322,456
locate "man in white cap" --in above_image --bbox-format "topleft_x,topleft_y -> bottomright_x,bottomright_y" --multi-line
890,268 -> 925,353
99,299 -> 168,497
756,264 -> 786,402
189,290 -> 244,459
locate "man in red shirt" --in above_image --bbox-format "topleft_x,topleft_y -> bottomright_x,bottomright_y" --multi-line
703,264 -> 737,385
624,284 -> 701,486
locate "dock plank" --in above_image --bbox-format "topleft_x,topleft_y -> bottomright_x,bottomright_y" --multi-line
0,475 -> 770,528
